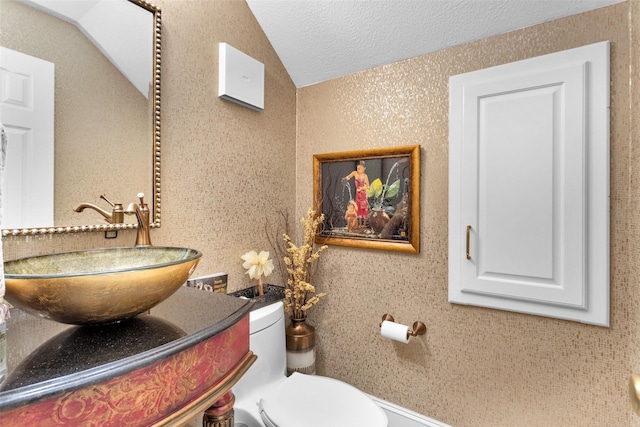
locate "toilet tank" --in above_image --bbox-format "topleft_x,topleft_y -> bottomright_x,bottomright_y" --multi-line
234,301 -> 287,397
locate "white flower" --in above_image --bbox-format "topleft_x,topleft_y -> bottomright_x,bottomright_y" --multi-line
241,250 -> 274,280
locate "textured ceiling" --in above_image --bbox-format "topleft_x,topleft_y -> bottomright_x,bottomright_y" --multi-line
246,0 -> 624,88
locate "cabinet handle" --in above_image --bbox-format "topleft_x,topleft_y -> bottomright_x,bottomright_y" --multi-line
466,225 -> 472,260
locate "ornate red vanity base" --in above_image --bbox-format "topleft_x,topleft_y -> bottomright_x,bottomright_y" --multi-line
0,288 -> 255,427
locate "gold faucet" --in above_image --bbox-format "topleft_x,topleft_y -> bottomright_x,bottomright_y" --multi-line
125,192 -> 152,246
74,194 -> 124,224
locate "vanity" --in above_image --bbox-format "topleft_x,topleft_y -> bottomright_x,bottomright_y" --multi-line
0,287 -> 255,426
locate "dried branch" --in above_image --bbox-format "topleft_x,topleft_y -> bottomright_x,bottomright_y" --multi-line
265,209 -> 290,286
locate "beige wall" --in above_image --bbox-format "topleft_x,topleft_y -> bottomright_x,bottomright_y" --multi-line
298,3 -> 637,426
630,1 -> 640,425
3,0 -> 640,426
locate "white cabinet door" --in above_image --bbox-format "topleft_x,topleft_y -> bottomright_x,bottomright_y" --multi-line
449,42 -> 609,326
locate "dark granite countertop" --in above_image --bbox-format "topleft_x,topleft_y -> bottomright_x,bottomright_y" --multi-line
0,287 -> 253,411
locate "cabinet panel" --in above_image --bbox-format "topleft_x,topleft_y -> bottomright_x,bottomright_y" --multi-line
449,42 -> 609,326
479,86 -> 556,281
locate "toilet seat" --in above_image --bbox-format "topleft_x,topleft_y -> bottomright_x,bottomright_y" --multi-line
258,372 -> 388,427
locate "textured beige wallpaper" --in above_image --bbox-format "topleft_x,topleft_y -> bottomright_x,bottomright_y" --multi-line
3,1 -> 640,426
630,2 -> 640,427
298,3 -> 636,426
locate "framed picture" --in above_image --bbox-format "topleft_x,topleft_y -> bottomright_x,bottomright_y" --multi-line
313,145 -> 420,253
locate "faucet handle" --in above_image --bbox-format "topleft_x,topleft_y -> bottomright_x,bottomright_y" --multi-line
100,194 -> 124,223
137,193 -> 150,212
100,194 -> 116,207
99,194 -> 125,223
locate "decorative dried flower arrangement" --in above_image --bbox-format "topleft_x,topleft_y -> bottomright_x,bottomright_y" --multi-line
282,209 -> 328,320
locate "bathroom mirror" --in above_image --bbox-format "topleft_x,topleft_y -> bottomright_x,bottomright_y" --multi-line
0,0 -> 161,236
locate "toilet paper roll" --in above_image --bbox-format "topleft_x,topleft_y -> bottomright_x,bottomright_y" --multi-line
380,320 -> 410,344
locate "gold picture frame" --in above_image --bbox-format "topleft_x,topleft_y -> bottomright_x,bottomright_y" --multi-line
313,145 -> 420,253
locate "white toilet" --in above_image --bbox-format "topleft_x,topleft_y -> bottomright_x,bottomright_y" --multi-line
233,301 -> 388,427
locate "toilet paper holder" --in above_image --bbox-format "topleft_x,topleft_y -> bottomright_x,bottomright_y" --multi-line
380,313 -> 426,338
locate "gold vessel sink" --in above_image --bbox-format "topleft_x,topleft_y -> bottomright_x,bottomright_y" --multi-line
4,247 -> 202,325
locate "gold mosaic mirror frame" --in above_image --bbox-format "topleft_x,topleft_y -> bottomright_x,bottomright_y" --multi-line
2,0 -> 162,237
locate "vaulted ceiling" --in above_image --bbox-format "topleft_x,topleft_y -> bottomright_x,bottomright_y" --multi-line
246,0 -> 624,88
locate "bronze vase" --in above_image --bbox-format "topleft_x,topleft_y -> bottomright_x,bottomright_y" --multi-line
285,317 -> 316,376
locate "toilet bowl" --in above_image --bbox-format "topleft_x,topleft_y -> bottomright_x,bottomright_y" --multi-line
233,301 -> 387,427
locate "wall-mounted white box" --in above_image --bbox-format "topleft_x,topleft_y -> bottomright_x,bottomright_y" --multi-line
218,43 -> 264,111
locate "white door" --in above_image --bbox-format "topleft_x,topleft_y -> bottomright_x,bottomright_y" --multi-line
449,42 -> 610,326
0,46 -> 54,230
